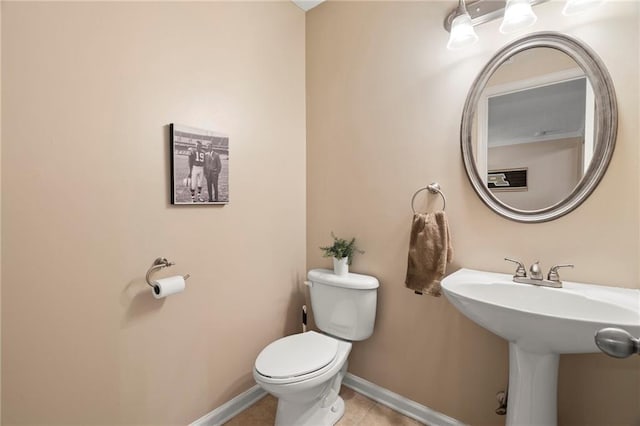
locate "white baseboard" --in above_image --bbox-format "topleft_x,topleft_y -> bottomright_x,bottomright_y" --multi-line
190,384 -> 267,426
191,373 -> 465,426
342,373 -> 466,426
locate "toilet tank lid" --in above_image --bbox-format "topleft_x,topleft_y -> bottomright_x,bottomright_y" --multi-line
307,269 -> 379,290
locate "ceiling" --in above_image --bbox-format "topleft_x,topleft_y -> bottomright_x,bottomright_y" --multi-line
488,78 -> 588,147
292,0 -> 326,11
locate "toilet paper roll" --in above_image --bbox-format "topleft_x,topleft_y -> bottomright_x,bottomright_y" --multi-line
152,275 -> 186,299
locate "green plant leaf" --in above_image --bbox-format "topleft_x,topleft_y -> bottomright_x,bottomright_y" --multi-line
319,232 -> 364,265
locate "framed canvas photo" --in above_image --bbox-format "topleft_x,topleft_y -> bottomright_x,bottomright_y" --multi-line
170,124 -> 229,205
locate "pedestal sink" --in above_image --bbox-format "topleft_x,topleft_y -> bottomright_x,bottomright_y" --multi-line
441,268 -> 640,426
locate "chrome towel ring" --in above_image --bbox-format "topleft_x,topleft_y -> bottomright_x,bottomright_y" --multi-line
411,182 -> 446,214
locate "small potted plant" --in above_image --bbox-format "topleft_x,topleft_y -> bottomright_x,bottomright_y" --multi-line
320,233 -> 364,276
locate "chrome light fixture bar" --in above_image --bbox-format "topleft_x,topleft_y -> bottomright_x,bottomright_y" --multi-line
444,0 -> 607,49
444,0 -> 549,32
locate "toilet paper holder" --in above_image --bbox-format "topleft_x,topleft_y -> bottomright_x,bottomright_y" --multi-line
145,257 -> 190,288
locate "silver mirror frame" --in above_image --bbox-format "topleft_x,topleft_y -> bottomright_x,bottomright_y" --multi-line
461,32 -> 618,223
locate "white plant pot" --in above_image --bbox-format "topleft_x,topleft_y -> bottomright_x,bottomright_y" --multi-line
333,257 -> 349,276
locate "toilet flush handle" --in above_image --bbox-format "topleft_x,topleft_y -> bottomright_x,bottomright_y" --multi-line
304,280 -> 313,288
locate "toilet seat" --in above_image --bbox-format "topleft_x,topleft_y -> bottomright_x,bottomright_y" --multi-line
254,332 -> 341,384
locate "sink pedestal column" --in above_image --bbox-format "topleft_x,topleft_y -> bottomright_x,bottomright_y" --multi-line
506,343 -> 559,426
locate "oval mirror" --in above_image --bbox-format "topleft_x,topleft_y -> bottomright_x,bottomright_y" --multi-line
461,32 -> 617,223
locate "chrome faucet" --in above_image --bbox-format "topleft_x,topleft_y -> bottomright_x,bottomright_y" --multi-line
504,258 -> 574,288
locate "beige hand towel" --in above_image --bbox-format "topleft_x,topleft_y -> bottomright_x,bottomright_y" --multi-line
405,211 -> 453,296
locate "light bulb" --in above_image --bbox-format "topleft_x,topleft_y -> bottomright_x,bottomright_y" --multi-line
447,11 -> 479,50
500,0 -> 537,34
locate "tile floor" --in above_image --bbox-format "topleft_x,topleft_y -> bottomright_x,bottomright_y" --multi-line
224,386 -> 424,426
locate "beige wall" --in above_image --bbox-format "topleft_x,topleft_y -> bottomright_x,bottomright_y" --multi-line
2,2 -> 305,424
307,1 -> 639,425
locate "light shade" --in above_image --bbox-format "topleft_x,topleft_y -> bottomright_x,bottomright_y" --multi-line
500,0 -> 538,34
447,13 -> 479,50
562,0 -> 605,16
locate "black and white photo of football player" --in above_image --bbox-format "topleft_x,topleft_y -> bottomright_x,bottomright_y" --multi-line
188,140 -> 206,202
170,124 -> 230,205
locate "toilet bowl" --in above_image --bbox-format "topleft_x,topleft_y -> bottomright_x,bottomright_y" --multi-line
253,331 -> 352,426
253,269 -> 379,426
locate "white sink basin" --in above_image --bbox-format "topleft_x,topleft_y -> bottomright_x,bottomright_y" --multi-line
442,268 -> 640,353
441,268 -> 640,426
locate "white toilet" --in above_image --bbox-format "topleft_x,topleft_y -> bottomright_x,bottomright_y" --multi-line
253,268 -> 379,426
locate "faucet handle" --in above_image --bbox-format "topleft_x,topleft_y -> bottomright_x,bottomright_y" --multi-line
547,264 -> 574,282
529,261 -> 543,280
505,258 -> 527,278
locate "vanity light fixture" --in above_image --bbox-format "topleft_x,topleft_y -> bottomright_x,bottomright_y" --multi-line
444,0 -> 607,49
500,0 -> 538,34
446,0 -> 479,50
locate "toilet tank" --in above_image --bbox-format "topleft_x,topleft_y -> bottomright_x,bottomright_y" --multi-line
307,269 -> 379,341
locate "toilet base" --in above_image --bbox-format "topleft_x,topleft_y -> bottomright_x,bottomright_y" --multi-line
275,395 -> 345,426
